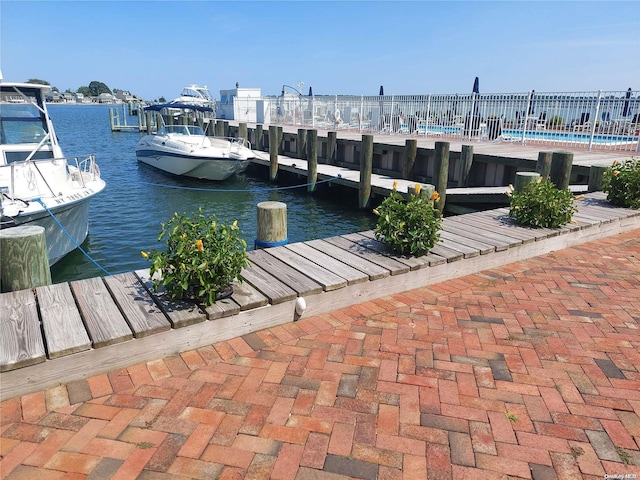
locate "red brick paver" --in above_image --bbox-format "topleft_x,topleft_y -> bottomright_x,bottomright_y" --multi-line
2,230 -> 640,479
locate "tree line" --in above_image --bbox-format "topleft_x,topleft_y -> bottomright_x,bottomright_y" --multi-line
26,78 -> 133,98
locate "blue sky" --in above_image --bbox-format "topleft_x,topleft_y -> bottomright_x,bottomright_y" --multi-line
2,1 -> 639,101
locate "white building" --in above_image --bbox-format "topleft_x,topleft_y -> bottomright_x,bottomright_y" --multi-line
216,86 -> 264,122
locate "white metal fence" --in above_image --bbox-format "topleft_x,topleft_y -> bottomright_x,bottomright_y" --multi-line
250,90 -> 640,153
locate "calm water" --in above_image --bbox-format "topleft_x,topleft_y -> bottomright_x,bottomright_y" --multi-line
48,104 -> 376,283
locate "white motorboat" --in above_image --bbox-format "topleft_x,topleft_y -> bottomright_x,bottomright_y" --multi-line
135,103 -> 255,181
172,84 -> 214,107
0,76 -> 106,265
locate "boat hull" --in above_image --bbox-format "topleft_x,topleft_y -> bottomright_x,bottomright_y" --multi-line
2,195 -> 93,266
136,148 -> 252,181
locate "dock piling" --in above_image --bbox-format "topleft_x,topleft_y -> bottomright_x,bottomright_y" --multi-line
434,141 -> 450,214
327,131 -> 337,165
401,139 -> 418,180
255,201 -> 288,248
458,145 -> 473,187
550,151 -> 574,190
536,152 -> 553,179
268,126 -> 279,181
297,128 -> 307,159
256,124 -> 264,151
588,164 -> 609,192
359,134 -> 374,209
514,172 -> 541,192
307,129 -> 318,192
0,225 -> 51,292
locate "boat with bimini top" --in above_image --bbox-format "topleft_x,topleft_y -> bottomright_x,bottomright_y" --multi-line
0,74 -> 106,266
135,103 -> 255,181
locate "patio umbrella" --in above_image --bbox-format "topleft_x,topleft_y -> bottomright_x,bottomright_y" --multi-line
308,86 -> 313,96
472,77 -> 479,114
622,88 -> 632,116
528,90 -> 535,115
379,85 -> 384,96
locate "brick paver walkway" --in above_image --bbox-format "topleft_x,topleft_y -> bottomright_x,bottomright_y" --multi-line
1,230 -> 639,479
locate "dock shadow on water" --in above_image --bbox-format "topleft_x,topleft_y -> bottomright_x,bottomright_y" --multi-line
47,105 -> 376,284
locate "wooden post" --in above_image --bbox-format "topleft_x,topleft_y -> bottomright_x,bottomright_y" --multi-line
588,164 -> 609,192
277,126 -> 283,154
255,201 -> 287,248
238,122 -> 248,142
268,126 -> 279,181
550,151 -> 573,190
215,120 -> 225,137
359,134 -> 374,209
297,128 -> 307,159
223,121 -> 230,137
256,124 -> 264,150
406,183 -> 435,201
307,129 -> 318,192
458,144 -> 473,187
401,139 -> 418,179
0,225 -> 51,292
327,131 -> 337,165
433,141 -> 450,215
536,151 -> 553,179
514,172 -> 540,193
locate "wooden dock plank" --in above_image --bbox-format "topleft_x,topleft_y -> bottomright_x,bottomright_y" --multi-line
230,279 -> 269,311
240,264 -> 298,304
451,212 -> 540,244
428,243 -> 465,262
36,283 -> 91,358
248,250 -> 323,295
204,297 -> 241,320
104,272 -> 171,338
442,219 -> 519,251
0,289 -> 45,372
439,229 -> 495,255
284,242 -> 368,286
70,277 -> 134,348
347,232 -> 429,270
437,231 -> 485,257
304,239 -> 390,280
135,269 -> 207,328
266,246 -> 348,291
323,235 -> 410,275
472,209 -> 558,240
353,231 -> 449,267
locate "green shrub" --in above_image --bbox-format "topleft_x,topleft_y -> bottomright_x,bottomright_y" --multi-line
602,157 -> 640,209
143,208 -> 248,306
374,183 -> 442,255
507,178 -> 578,228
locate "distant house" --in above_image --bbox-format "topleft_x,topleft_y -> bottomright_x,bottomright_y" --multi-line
98,93 -> 115,104
75,92 -> 85,104
63,92 -> 75,103
115,90 -> 135,102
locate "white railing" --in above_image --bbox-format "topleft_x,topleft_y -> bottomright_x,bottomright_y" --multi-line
254,90 -> 640,153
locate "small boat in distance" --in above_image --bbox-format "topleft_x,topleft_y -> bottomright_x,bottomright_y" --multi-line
0,75 -> 106,265
135,103 -> 255,181
172,84 -> 214,107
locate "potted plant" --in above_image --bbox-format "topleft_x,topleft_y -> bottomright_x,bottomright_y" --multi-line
142,208 -> 248,306
373,182 -> 442,256
602,158 -> 640,209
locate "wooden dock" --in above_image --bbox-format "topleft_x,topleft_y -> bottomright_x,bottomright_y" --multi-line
1,192 -> 638,401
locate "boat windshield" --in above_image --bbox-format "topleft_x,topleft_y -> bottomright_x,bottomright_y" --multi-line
0,99 -> 49,145
159,125 -> 205,136
181,87 -> 212,102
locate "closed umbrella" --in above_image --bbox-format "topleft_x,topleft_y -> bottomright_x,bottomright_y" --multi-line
622,88 -> 632,116
472,77 -> 479,114
379,85 -> 384,96
308,86 -> 313,96
528,90 -> 536,115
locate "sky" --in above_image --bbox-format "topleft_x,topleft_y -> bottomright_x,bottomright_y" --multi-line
1,1 -> 639,101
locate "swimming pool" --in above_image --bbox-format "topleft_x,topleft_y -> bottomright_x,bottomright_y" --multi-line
422,125 -> 639,145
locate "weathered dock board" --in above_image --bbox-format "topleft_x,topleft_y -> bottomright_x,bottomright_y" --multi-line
1,192 -> 638,400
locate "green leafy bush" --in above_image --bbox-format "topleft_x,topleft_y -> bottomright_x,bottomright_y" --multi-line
602,157 -> 640,209
374,183 -> 442,255
143,208 -> 248,306
508,178 -> 578,228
